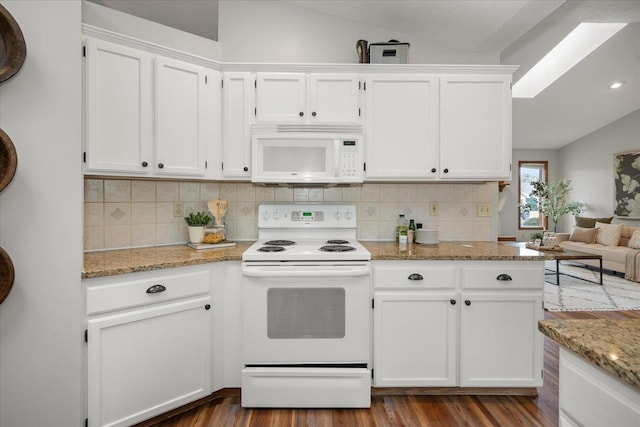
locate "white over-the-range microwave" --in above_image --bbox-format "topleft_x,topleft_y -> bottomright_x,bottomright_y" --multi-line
251,128 -> 364,185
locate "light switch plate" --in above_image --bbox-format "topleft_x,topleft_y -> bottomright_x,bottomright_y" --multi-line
477,203 -> 491,217
429,202 -> 439,216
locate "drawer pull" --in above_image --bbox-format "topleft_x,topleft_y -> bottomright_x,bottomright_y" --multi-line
465,300 -> 471,306
146,284 -> 166,294
204,304 -> 211,310
450,299 -> 456,305
408,273 -> 424,281
496,274 -> 513,282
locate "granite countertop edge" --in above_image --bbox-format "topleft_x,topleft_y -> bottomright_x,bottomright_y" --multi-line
83,241 -> 545,279
538,319 -> 640,391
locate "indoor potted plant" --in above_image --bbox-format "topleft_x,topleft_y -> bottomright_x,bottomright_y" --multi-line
524,180 -> 585,232
184,211 -> 211,243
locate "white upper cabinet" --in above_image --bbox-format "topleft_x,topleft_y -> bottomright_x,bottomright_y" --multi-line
222,72 -> 253,178
84,37 -> 153,174
364,74 -> 439,180
256,73 -> 360,123
439,75 -> 512,180
155,57 -> 209,176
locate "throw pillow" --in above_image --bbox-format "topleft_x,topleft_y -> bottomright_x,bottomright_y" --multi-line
629,230 -> 640,249
595,222 -> 622,246
575,216 -> 614,228
569,227 -> 598,244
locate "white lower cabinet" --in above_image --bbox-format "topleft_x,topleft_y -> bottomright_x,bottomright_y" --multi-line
84,266 -> 213,427
373,260 -> 544,389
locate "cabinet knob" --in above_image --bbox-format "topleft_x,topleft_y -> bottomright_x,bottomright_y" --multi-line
312,111 -> 317,117
464,300 -> 471,306
299,112 -> 304,117
496,274 -> 513,281
146,284 -> 166,294
431,168 -> 436,173
204,304 -> 211,310
443,168 -> 449,174
141,161 -> 148,167
158,163 -> 164,169
450,299 -> 456,305
408,273 -> 424,281
243,166 -> 249,172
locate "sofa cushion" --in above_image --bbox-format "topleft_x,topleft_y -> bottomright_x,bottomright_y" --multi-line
629,229 -> 640,249
559,241 -> 631,264
575,216 -> 614,228
595,222 -> 622,246
569,227 -> 598,243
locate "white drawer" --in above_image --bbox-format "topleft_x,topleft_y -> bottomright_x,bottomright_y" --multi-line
373,262 -> 456,289
86,269 -> 210,315
461,262 -> 543,290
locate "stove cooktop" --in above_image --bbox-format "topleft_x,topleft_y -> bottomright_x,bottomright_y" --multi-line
243,239 -> 370,262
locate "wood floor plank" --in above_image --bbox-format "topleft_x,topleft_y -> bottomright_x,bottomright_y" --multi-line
139,310 -> 640,427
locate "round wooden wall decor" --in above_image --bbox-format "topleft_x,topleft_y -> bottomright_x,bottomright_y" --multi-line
0,128 -> 17,193
0,4 -> 27,84
0,246 -> 15,304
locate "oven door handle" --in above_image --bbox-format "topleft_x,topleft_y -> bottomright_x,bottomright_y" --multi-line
242,266 -> 371,277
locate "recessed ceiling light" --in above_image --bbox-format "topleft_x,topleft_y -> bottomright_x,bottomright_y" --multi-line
512,23 -> 627,98
609,81 -> 625,89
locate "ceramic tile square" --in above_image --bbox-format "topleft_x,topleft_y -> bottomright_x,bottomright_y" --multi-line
236,202 -> 256,222
437,221 -> 455,241
200,183 -> 220,201
84,179 -> 103,202
309,188 -> 324,202
454,203 -> 475,219
236,183 -> 256,201
104,180 -> 131,202
417,184 -> 434,203
104,203 -> 131,226
157,181 -> 179,202
379,221 -> 397,241
357,221 -> 379,240
380,184 -> 399,202
183,202 -> 203,218
454,184 -> 474,203
274,187 -> 293,202
342,186 -> 361,202
225,222 -> 237,241
157,202 -> 180,224
357,202 -> 379,221
454,222 -> 473,240
179,224 -> 189,243
84,203 -> 104,227
84,226 -> 104,251
132,181 -> 156,202
128,202 -> 154,225
399,204 -> 419,220
255,186 -> 275,202
434,184 -> 455,202
361,184 -> 380,202
222,204 -> 237,223
132,224 -> 157,247
236,221 -> 258,240
179,182 -> 200,202
104,225 -> 132,249
220,183 -> 237,201
438,203 -> 455,219
379,203 -> 400,222
156,223 -> 180,245
293,189 -> 309,202
322,187 -> 342,202
473,182 -> 495,202
473,220 -> 493,241
398,184 -> 419,203
416,203 -> 430,221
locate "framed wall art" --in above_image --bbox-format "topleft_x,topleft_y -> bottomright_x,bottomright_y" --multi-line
614,151 -> 640,217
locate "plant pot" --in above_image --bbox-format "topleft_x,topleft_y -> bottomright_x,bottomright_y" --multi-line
188,226 -> 205,244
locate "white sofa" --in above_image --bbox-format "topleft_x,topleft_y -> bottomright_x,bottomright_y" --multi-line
556,224 -> 640,281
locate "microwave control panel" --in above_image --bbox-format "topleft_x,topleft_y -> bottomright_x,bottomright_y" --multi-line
339,140 -> 360,179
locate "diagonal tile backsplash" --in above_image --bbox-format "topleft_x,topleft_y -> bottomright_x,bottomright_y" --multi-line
84,178 -> 498,251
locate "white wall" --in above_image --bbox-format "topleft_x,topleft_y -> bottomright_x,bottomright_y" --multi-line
218,1 -> 497,64
559,109 -> 640,228
0,2 -> 83,426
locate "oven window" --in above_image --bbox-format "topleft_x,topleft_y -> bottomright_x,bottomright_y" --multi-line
267,288 -> 345,339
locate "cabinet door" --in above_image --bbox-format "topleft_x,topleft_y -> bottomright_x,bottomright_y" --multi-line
364,75 -> 439,180
84,37 -> 153,174
374,291 -> 458,387
459,292 -> 543,387
255,73 -> 306,122
222,72 -> 252,178
307,74 -> 360,123
440,75 -> 512,180
155,56 -> 207,176
87,296 -> 212,427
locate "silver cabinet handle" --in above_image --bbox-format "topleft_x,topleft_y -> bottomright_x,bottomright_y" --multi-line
496,274 -> 513,281
408,273 -> 424,281
146,284 -> 166,294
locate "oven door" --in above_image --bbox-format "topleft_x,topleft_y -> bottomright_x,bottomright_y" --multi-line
242,263 -> 371,364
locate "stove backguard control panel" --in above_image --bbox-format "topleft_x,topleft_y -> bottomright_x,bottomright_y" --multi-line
291,211 -> 324,222
258,204 -> 356,228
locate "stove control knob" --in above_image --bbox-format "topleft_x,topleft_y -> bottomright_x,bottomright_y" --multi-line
273,211 -> 281,220
262,211 -> 270,221
345,211 -> 353,221
334,211 -> 343,220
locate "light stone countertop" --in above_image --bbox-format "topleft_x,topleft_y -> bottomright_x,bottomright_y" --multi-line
538,319 -> 640,390
83,241 -> 545,279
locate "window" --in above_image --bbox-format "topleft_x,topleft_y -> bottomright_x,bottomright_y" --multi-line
518,161 -> 548,230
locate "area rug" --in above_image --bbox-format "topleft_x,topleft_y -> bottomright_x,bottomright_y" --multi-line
544,261 -> 640,312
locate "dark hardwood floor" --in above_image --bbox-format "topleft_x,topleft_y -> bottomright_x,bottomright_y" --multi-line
138,310 -> 640,427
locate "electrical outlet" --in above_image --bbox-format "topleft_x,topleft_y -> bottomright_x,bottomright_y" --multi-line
173,202 -> 184,217
429,202 -> 439,216
477,203 -> 491,217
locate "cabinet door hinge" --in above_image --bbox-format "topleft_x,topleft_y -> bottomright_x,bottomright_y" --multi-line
363,162 -> 366,172
371,298 -> 374,309
255,107 -> 257,116
205,75 -> 208,84
84,329 -> 88,343
205,160 -> 208,169
221,162 -> 224,171
221,79 -> 224,88
85,418 -> 88,427
541,369 -> 544,379
371,369 -> 374,379
255,80 -> 257,89
359,81 -> 361,90
363,82 -> 367,91
510,82 -> 512,92
83,152 -> 86,163
358,108 -> 361,117
82,45 -> 86,58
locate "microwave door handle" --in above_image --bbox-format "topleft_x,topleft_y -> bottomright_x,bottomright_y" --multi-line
335,140 -> 341,177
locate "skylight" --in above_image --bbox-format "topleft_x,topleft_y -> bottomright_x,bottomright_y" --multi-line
512,23 -> 627,98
